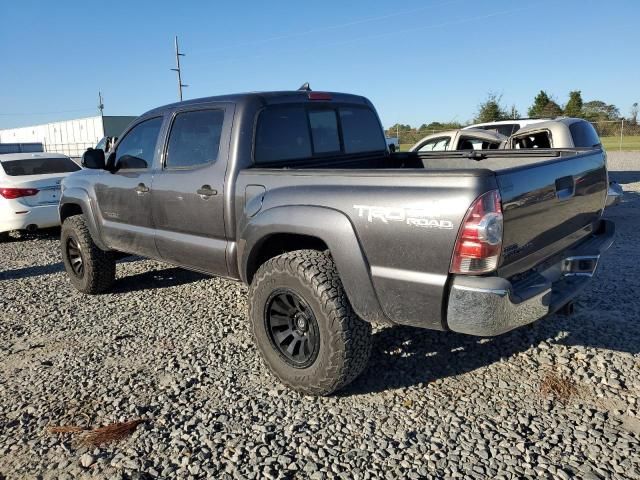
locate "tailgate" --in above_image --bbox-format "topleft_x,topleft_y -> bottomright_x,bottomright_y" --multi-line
496,150 -> 607,277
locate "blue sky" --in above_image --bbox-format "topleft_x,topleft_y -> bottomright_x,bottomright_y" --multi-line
1,0 -> 638,129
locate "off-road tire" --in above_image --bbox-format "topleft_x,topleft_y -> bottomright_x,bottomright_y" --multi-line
60,215 -> 115,294
249,249 -> 372,396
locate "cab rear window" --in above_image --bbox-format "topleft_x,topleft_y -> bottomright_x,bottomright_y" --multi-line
0,157 -> 80,176
255,105 -> 386,164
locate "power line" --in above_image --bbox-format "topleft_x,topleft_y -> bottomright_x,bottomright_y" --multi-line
197,0 -> 465,54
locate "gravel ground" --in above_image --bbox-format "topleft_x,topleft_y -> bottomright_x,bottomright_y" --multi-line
1,155 -> 639,480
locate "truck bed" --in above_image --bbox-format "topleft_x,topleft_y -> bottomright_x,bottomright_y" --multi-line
238,147 -> 608,329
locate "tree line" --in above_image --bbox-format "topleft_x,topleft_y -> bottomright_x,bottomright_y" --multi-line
386,91 -> 638,145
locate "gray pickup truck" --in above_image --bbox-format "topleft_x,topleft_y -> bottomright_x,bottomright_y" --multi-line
59,90 -> 614,395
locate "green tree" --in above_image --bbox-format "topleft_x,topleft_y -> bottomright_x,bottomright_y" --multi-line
541,100 -> 563,118
508,105 -> 520,119
582,101 -> 621,122
475,93 -> 508,123
564,90 -> 584,117
528,90 -> 551,118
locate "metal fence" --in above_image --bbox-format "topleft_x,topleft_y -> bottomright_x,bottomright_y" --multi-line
43,142 -> 94,159
591,120 -> 640,150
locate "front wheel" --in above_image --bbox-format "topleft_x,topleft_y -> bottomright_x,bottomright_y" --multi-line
60,215 -> 115,294
248,250 -> 372,396
0,231 -> 9,243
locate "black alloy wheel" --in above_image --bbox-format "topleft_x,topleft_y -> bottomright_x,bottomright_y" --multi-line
66,236 -> 84,277
265,289 -> 320,368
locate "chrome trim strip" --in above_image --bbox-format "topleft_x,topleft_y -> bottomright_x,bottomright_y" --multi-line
371,266 -> 447,287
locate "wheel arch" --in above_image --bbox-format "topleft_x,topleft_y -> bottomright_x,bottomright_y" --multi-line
59,188 -> 108,250
239,205 -> 390,324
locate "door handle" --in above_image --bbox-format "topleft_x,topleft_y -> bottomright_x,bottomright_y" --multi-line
197,185 -> 217,198
135,183 -> 150,195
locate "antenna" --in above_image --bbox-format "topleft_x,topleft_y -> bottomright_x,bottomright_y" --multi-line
298,82 -> 312,92
171,36 -> 188,101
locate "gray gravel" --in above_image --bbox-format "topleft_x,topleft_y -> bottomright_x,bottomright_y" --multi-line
1,154 -> 639,479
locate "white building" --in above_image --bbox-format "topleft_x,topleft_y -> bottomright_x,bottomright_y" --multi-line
0,115 -> 136,157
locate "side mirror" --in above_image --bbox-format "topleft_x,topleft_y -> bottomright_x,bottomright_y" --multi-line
82,148 -> 106,169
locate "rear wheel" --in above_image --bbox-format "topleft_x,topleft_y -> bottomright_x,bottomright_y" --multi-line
249,249 -> 372,396
60,215 -> 115,294
0,231 -> 9,242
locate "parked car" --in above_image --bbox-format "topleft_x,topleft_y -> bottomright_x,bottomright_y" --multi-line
464,118 -> 550,136
0,153 -> 81,240
59,89 -> 614,395
409,128 -> 506,152
507,118 -> 623,206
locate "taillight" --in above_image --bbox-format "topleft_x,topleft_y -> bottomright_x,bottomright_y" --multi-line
450,190 -> 503,274
0,187 -> 40,199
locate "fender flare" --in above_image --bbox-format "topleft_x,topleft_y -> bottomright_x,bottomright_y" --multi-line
238,205 -> 390,324
59,188 -> 108,251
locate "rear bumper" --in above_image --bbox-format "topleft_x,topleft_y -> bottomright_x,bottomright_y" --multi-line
0,204 -> 60,233
446,219 -> 615,336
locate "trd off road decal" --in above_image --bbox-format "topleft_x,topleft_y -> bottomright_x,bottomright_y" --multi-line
353,204 -> 454,229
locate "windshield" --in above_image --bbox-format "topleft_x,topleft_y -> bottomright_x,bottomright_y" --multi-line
0,157 -> 80,176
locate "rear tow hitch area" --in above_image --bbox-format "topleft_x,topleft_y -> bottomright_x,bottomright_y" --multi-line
558,301 -> 575,316
561,255 -> 600,277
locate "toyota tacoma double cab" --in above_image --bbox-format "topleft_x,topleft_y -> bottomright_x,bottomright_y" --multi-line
59,88 -> 614,395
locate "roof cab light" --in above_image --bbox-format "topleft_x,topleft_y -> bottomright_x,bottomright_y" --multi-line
450,190 -> 503,275
308,92 -> 332,101
0,187 -> 40,199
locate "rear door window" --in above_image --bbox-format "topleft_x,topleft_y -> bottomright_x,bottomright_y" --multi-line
0,157 -> 80,176
165,109 -> 225,168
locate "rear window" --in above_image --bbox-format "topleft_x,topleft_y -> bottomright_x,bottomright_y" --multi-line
0,157 -> 80,176
255,105 -> 385,164
569,121 -> 601,147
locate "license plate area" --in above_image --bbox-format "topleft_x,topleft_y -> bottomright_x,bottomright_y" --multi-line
561,255 -> 599,277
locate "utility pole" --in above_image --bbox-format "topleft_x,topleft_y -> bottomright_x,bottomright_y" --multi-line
98,91 -> 104,118
171,36 -> 188,101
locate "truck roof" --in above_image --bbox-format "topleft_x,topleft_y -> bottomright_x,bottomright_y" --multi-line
143,91 -> 371,117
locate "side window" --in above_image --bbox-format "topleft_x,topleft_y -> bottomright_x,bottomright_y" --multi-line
165,110 -> 225,169
308,110 -> 340,154
512,131 -> 551,149
115,117 -> 163,170
418,137 -> 450,152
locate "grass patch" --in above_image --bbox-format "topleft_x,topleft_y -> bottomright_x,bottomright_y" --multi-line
601,135 -> 640,151
539,370 -> 578,403
47,419 -> 145,445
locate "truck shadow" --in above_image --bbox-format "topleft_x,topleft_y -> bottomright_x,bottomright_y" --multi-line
110,267 -> 207,294
342,311 -> 639,395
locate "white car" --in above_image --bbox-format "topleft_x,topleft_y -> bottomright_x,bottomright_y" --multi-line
0,153 -> 80,240
464,118 -> 550,136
